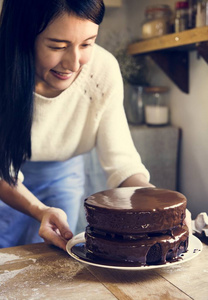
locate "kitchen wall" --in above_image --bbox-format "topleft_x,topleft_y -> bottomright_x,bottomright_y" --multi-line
97,0 -> 208,218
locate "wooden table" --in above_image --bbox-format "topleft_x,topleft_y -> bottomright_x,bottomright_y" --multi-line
0,238 -> 208,300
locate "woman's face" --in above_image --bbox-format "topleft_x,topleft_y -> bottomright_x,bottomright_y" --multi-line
35,13 -> 99,97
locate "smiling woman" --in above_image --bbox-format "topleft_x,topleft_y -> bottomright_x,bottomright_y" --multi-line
0,0 -> 153,250
35,14 -> 99,97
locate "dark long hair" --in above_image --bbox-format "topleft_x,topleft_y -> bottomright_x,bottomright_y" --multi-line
0,0 -> 105,185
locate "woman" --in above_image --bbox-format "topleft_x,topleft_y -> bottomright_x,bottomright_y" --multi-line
0,0 -> 154,250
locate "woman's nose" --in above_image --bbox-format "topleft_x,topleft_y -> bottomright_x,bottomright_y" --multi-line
62,48 -> 80,72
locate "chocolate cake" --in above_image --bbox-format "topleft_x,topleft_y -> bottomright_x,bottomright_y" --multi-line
84,187 -> 189,266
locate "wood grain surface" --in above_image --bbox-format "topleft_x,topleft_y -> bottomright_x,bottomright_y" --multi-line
0,239 -> 207,300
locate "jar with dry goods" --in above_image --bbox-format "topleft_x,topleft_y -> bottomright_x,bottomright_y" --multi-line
142,5 -> 172,39
143,86 -> 170,126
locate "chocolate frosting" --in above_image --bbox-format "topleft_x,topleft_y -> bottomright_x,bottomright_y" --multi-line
84,187 -> 187,234
85,187 -> 187,211
85,225 -> 189,265
84,187 -> 188,265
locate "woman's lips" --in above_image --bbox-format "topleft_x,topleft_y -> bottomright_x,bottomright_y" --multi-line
51,69 -> 73,80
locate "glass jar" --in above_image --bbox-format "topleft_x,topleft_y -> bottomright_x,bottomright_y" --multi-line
124,84 -> 145,125
142,5 -> 172,39
143,86 -> 170,126
175,1 -> 189,32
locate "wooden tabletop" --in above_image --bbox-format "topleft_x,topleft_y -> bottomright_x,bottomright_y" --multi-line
0,237 -> 208,300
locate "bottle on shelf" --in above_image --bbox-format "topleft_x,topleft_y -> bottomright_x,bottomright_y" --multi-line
188,0 -> 197,28
196,0 -> 208,27
174,1 -> 189,32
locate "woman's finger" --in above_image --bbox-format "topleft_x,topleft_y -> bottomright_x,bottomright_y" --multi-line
39,207 -> 73,250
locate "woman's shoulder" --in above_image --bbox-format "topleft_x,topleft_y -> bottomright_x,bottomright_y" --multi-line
94,44 -> 120,71
93,44 -> 118,63
88,44 -> 122,88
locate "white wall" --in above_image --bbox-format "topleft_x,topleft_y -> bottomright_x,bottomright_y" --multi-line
98,0 -> 208,218
170,53 -> 208,218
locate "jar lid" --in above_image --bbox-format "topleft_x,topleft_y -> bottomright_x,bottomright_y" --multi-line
145,4 -> 171,14
144,86 -> 169,94
175,1 -> 189,9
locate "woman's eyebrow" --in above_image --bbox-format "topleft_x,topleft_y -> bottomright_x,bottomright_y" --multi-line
47,35 -> 97,43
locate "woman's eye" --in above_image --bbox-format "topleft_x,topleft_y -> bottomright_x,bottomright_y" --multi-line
49,46 -> 66,50
82,43 -> 91,48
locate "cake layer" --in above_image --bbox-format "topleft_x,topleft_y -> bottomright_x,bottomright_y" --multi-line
85,225 -> 189,265
84,187 -> 187,234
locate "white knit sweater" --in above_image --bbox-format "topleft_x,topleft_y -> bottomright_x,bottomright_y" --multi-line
30,44 -> 149,188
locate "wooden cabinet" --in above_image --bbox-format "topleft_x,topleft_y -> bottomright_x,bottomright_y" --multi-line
128,26 -> 208,93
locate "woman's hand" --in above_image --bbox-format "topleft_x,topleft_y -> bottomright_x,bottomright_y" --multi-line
39,207 -> 73,251
119,173 -> 155,188
0,179 -> 73,251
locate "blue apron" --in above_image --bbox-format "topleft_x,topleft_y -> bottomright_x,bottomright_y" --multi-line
0,155 -> 85,248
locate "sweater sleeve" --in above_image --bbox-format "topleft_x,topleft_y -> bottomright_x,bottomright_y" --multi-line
96,57 -> 150,189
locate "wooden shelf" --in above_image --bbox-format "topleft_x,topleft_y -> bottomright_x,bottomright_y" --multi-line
127,26 -> 208,93
128,26 -> 208,54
